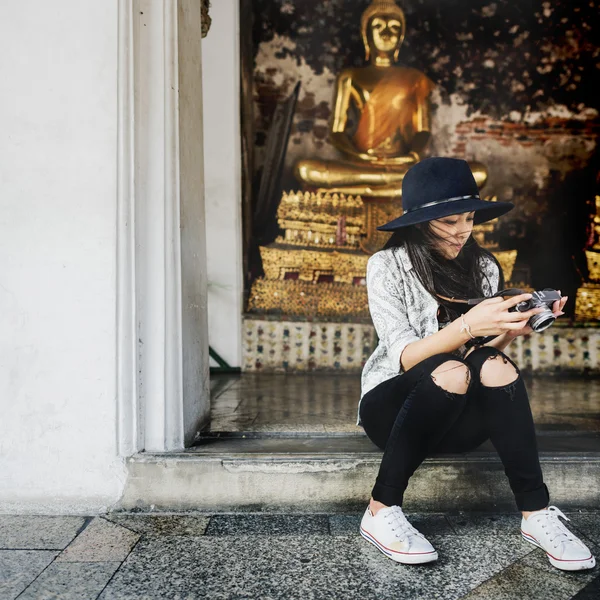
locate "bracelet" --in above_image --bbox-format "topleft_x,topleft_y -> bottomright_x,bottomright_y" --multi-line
460,314 -> 476,339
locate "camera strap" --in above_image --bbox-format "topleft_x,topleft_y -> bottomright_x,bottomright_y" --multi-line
436,288 -> 525,307
466,288 -> 525,306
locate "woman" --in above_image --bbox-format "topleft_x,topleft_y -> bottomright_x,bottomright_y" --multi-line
358,157 -> 596,571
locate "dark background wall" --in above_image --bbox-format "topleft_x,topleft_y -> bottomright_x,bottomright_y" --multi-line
248,0 -> 600,315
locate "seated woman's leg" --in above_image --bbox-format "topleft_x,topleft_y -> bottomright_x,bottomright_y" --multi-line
361,353 -> 473,507
464,346 -> 549,511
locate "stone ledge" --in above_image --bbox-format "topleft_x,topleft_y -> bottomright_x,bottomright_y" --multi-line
118,445 -> 600,513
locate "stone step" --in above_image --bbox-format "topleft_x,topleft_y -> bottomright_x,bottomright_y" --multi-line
116,433 -> 600,513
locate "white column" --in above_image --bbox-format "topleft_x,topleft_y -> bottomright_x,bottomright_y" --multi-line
202,0 -> 244,367
117,0 -> 210,454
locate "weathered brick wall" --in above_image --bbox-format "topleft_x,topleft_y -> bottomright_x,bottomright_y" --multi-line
452,119 -> 600,156
452,117 -> 600,157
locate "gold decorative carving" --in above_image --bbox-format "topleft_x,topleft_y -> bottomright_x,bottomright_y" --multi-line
591,195 -> 600,251
575,284 -> 600,322
247,279 -> 369,318
275,191 -> 365,249
260,246 -> 368,284
249,190 -> 368,318
359,199 -> 402,254
575,196 -> 600,321
585,249 -> 600,282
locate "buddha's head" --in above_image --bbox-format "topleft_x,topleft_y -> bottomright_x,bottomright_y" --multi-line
361,0 -> 406,63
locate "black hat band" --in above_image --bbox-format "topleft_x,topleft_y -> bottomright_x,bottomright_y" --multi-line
403,194 -> 481,215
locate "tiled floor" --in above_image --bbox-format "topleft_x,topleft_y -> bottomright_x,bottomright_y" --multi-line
4,376 -> 598,598
1,512 -> 598,599
207,373 -> 600,434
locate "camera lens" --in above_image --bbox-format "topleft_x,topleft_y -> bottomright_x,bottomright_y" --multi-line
529,308 -> 555,332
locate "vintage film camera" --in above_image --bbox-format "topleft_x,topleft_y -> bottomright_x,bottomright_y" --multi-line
469,288 -> 562,333
509,289 -> 562,332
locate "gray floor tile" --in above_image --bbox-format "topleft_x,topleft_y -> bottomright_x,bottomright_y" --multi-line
98,535 -> 376,600
446,512 -> 522,536
204,514 -> 329,536
572,573 -> 600,599
0,549 -> 58,599
17,562 -> 121,600
106,514 -> 210,536
57,518 -> 139,563
329,512 -> 454,537
0,515 -> 86,550
98,531 -> 533,600
567,512 -> 600,546
4,509 -> 590,600
461,562 -> 585,599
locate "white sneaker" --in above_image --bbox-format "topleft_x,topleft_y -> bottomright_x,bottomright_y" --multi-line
521,506 -> 596,571
360,505 -> 438,564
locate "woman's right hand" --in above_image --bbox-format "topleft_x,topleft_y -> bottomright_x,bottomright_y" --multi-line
463,293 -> 547,337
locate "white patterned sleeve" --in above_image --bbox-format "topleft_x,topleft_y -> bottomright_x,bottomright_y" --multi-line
481,256 -> 500,297
366,254 -> 421,372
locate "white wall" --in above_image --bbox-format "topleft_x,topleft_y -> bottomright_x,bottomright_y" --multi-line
0,0 -> 125,513
201,0 -> 244,367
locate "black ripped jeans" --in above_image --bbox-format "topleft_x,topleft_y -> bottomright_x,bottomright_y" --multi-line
359,346 -> 550,511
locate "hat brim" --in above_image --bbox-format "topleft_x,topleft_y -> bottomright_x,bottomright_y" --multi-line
376,197 -> 514,231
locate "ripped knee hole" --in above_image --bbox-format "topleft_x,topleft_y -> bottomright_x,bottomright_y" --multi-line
430,362 -> 471,395
480,354 -> 519,387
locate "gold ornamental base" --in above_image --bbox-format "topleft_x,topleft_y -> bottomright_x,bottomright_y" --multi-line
575,283 -> 600,322
574,248 -> 600,322
259,245 -> 368,284
247,279 -> 369,319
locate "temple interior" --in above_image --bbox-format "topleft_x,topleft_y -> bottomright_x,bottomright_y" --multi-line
215,0 -> 600,439
244,0 -> 599,318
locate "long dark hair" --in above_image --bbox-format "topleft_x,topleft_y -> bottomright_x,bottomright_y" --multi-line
383,220 -> 505,321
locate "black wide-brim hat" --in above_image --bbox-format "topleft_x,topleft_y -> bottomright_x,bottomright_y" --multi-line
377,157 -> 514,231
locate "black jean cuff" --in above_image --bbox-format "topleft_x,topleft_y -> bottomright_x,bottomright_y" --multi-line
514,483 -> 550,511
371,481 -> 405,507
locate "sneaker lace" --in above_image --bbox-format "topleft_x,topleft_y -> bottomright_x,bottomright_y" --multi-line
538,506 -> 576,549
384,506 -> 423,542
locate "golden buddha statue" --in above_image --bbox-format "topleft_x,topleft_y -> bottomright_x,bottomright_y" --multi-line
294,0 -> 487,198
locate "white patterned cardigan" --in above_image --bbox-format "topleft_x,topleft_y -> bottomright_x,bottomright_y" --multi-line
357,245 -> 500,426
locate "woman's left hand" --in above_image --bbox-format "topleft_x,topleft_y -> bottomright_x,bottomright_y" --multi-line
505,292 -> 568,339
